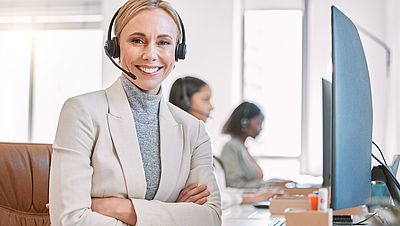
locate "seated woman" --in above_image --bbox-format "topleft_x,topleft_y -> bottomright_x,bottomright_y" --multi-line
220,101 -> 267,189
169,76 -> 283,209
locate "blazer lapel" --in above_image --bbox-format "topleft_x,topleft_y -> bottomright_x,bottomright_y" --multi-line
154,98 -> 183,200
105,78 -> 146,198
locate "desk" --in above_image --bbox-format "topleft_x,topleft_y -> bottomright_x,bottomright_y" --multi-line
222,204 -> 387,226
222,205 -> 285,226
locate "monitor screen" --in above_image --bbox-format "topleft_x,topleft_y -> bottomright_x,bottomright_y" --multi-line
331,6 -> 373,210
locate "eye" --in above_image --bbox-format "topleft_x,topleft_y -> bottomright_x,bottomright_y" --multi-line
159,40 -> 172,46
202,96 -> 211,102
131,38 -> 144,44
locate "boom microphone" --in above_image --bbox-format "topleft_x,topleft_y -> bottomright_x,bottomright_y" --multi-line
104,47 -> 137,80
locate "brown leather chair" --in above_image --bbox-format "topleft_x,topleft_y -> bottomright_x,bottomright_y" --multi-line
0,142 -> 52,226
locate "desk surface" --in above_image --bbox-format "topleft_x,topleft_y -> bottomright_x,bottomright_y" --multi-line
222,204 -> 386,226
222,205 -> 285,226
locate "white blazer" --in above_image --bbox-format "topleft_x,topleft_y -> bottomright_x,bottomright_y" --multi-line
49,78 -> 221,226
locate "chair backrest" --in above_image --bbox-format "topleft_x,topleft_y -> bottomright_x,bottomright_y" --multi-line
0,142 -> 52,226
213,156 -> 227,189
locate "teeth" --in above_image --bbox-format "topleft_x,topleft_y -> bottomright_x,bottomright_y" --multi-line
138,66 -> 159,73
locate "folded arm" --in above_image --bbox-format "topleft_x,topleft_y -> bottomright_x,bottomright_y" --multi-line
90,183 -> 210,225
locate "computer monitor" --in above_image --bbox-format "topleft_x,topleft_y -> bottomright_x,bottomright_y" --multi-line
331,6 -> 373,210
322,78 -> 332,188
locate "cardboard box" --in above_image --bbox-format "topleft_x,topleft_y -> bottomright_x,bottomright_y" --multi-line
284,187 -> 319,196
269,195 -> 310,215
285,209 -> 333,226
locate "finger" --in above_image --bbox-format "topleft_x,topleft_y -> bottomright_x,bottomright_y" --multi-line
194,197 -> 208,205
187,190 -> 210,203
183,183 -> 199,191
180,183 -> 199,196
91,199 -> 100,211
181,185 -> 207,202
176,183 -> 198,201
180,185 -> 207,202
177,185 -> 207,202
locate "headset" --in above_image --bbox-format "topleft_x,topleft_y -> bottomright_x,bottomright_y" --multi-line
181,77 -> 191,111
240,104 -> 251,129
104,7 -> 187,80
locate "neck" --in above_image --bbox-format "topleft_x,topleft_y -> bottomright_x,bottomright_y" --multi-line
123,75 -> 161,95
233,134 -> 247,144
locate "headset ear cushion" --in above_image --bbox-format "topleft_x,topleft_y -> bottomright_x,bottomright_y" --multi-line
240,118 -> 249,129
106,37 -> 120,58
175,43 -> 187,61
182,96 -> 191,111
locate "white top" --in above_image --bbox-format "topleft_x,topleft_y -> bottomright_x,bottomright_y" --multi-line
214,157 -> 243,209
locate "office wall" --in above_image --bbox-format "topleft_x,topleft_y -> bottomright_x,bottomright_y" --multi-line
386,0 -> 400,163
167,0 -> 242,154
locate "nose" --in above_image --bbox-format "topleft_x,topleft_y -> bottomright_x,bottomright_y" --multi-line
142,43 -> 157,61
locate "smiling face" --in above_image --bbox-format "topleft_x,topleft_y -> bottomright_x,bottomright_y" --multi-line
119,8 -> 178,94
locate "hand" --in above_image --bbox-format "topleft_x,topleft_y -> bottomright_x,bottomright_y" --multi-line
92,197 -> 136,225
260,188 -> 286,199
243,188 -> 286,204
176,183 -> 210,205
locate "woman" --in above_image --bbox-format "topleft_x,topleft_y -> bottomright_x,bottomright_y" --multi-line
169,76 -> 213,122
169,77 -> 283,209
220,102 -> 266,189
49,1 -> 221,225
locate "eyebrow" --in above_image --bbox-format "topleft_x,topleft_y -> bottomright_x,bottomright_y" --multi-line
128,32 -> 174,40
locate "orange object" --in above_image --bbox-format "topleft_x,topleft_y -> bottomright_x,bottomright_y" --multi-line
308,193 -> 318,211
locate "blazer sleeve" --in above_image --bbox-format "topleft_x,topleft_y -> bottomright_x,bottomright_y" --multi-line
49,98 -> 127,226
132,121 -> 222,226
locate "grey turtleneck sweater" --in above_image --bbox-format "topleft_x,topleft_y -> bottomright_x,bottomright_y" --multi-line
121,76 -> 161,200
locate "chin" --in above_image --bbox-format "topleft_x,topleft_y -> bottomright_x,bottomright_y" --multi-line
134,81 -> 161,92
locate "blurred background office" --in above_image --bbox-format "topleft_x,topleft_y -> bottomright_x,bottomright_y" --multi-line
1,0 -> 400,182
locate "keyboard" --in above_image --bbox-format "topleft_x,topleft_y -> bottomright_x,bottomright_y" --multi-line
333,214 -> 353,225
268,219 -> 285,226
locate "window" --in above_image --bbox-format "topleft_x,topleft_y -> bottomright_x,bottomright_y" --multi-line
243,10 -> 303,179
0,31 -> 31,142
0,1 -> 103,143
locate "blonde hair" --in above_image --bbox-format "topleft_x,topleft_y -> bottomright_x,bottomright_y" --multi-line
115,0 -> 182,41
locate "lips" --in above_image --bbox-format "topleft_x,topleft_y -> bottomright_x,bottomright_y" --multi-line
137,66 -> 162,74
